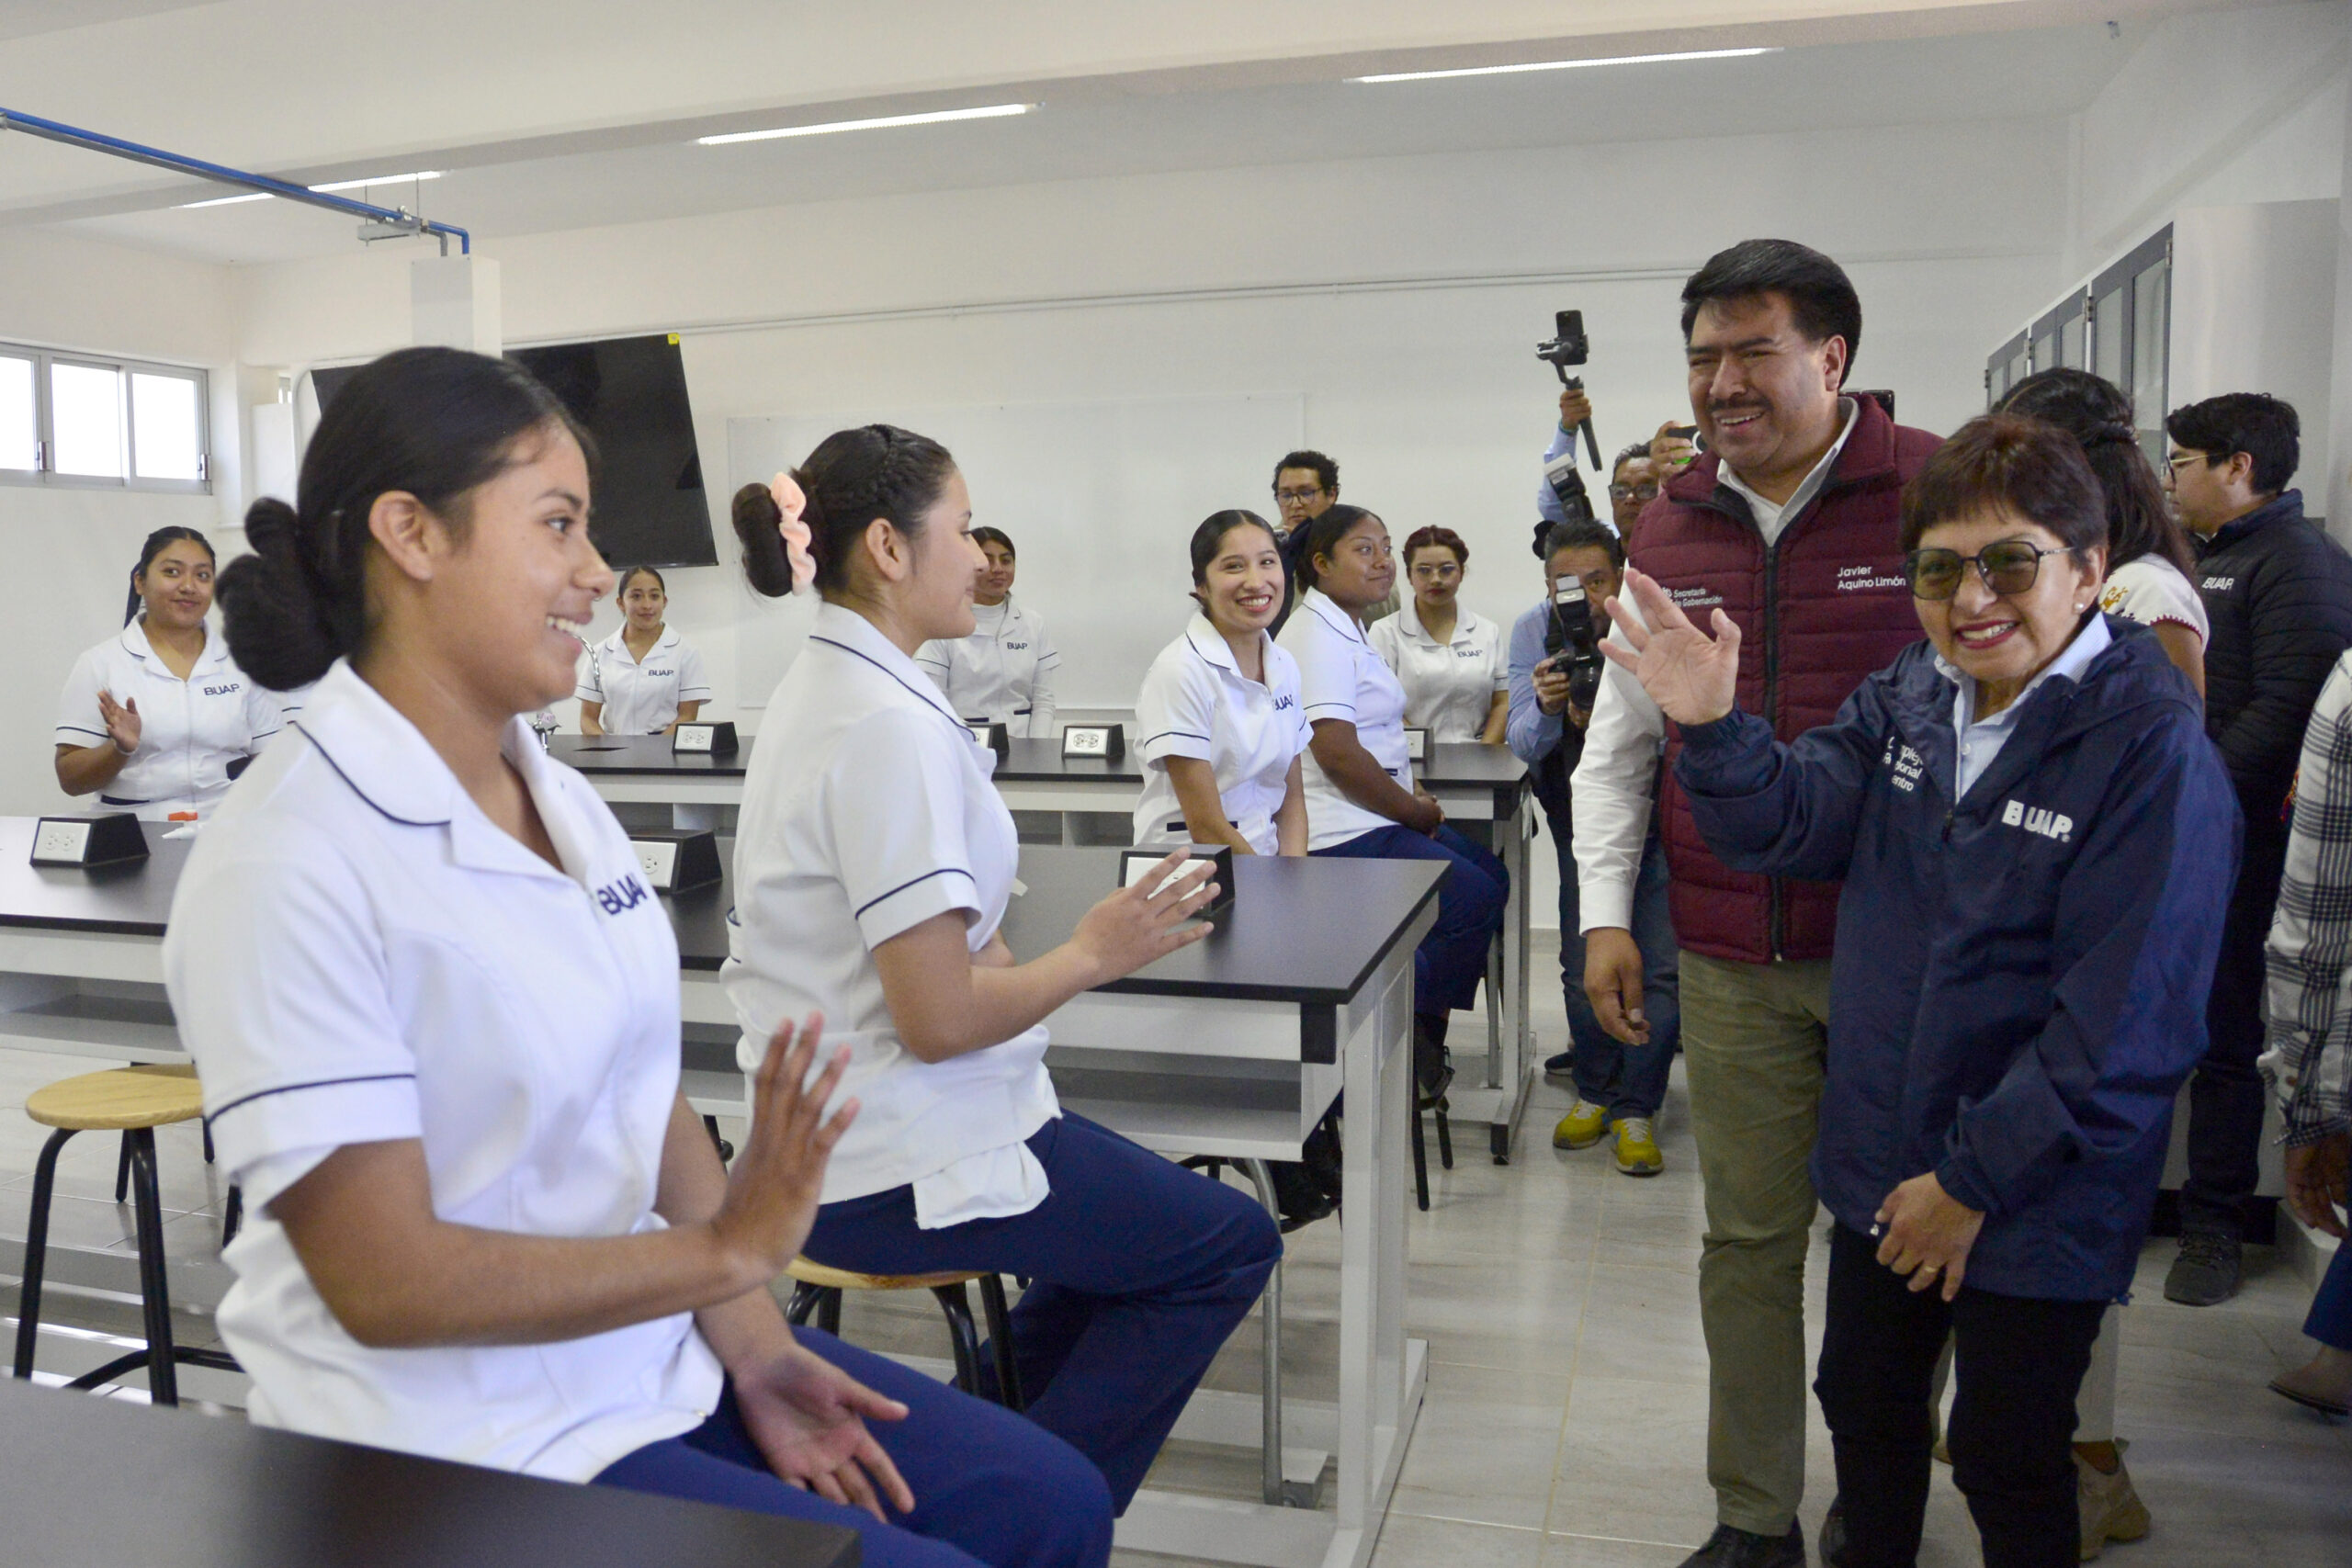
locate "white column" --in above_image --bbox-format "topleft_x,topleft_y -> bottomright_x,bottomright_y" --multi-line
410,256 -> 502,356
2326,32 -> 2352,539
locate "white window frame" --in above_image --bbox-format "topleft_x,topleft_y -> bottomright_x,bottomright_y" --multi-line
0,342 -> 210,495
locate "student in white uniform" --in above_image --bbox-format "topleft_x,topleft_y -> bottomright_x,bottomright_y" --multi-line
170,347 -> 1112,1568
578,566 -> 711,735
1278,504 -> 1509,1096
1999,367 -> 2209,695
915,528 -> 1058,738
54,526 -> 282,822
1131,510 -> 1309,856
728,430 -> 1281,1514
1369,525 -> 1509,743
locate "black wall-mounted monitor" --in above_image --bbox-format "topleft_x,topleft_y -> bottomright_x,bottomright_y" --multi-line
307,335 -> 717,570
507,334 -> 716,569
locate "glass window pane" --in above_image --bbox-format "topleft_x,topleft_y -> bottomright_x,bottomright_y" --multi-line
50,363 -> 122,478
2132,257 -> 2170,446
2033,331 -> 2058,372
0,355 -> 32,471
2062,315 -> 2086,370
2093,286 -> 2126,386
130,372 -> 201,481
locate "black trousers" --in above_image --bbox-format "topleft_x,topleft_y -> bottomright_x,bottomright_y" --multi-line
1813,1224 -> 2105,1568
2184,823 -> 2288,1232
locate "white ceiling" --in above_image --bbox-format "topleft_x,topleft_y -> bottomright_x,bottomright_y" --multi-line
0,2 -> 2267,265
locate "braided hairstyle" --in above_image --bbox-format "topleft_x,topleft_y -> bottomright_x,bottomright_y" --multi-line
1996,367 -> 2195,578
217,347 -> 592,691
731,423 -> 958,601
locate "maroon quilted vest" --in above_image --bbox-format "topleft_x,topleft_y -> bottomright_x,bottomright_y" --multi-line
1625,397 -> 1940,964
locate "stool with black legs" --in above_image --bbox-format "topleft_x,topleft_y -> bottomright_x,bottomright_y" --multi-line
12,1065 -> 240,1405
781,1259 -> 1023,1410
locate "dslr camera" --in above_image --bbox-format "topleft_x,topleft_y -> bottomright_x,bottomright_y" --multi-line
1534,310 -> 1604,556
1543,574 -> 1605,714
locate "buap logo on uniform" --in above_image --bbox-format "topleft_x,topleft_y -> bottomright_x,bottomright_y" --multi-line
2001,799 -> 2074,843
1273,694 -> 1296,711
203,682 -> 242,697
594,873 -> 653,915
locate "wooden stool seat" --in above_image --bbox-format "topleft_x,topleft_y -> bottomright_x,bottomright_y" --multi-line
785,1259 -> 992,1294
26,1065 -> 203,1133
783,1258 -> 1023,1411
14,1063 -> 239,1405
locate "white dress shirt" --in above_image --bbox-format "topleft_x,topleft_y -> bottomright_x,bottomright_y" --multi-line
1132,615 -> 1310,854
1569,403 -> 1859,932
163,661 -> 721,1482
916,596 -> 1060,739
1368,601 -> 1509,742
55,619 -> 283,820
1278,588 -> 1416,852
576,624 -> 711,735
726,603 -> 1058,1225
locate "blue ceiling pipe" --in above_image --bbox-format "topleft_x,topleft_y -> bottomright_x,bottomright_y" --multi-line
0,105 -> 471,254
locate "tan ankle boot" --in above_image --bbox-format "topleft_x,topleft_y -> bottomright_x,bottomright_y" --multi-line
2076,1439 -> 2150,1561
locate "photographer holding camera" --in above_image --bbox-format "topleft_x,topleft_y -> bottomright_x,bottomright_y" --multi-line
1509,516 -> 1680,1176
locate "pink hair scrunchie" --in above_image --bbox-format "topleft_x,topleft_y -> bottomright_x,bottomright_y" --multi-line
769,471 -> 817,594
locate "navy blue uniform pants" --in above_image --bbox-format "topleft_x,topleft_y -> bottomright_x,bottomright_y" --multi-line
802,1112 -> 1281,1512
595,1329 -> 1114,1568
1312,822 -> 1508,1017
2305,1234 -> 2352,1351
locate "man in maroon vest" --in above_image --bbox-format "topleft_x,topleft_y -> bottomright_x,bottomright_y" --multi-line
1571,239 -> 1939,1568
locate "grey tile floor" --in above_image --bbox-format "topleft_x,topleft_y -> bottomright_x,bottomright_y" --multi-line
0,1023 -> 2342,1567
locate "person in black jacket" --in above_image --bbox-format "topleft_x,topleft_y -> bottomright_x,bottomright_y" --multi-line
2162,392 -> 2352,1304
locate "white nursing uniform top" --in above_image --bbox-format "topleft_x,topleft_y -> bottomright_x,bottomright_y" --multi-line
576,625 -> 711,735
54,620 -> 283,821
2098,555 -> 2211,645
916,596 -> 1060,739
162,662 -> 721,1481
1132,615 -> 1310,855
726,603 -> 1058,1227
1277,588 -> 1416,852
1368,601 -> 1508,742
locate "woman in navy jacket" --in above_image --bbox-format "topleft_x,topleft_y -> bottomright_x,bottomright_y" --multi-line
1602,415 -> 2237,1568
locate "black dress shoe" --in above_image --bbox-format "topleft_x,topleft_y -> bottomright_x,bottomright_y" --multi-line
1676,1521 -> 1804,1568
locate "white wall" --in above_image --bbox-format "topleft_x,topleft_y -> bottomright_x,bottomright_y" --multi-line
0,228 -> 237,820
225,113 -> 2067,928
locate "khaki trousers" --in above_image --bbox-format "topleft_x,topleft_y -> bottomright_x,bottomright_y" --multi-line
1679,950 -> 1833,1537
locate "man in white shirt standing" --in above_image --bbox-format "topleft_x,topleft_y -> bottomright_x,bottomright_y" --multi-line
1571,241 -> 1939,1568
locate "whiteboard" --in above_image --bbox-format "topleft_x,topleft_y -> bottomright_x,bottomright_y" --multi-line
728,393 -> 1304,710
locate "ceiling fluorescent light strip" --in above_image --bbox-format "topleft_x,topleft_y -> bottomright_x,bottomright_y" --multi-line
699,103 -> 1033,146
181,168 -> 443,209
1353,47 -> 1777,84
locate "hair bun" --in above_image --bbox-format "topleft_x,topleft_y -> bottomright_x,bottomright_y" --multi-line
243,496 -> 300,555
729,480 -> 795,599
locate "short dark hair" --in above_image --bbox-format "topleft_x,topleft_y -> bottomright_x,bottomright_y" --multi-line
1189,510 -> 1280,586
732,424 -> 958,600
1611,443 -> 1653,475
1401,525 -> 1467,569
1272,450 -> 1338,492
972,526 -> 1014,557
1900,413 -> 2106,558
1996,368 -> 2195,578
1680,239 -> 1861,384
2165,392 -> 2301,495
1541,518 -> 1624,571
1298,503 -> 1381,592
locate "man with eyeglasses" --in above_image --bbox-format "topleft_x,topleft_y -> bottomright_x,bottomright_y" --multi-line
1536,387 -> 1674,539
1270,450 -> 1396,630
2158,392 -> 2352,1307
1569,240 -> 1939,1568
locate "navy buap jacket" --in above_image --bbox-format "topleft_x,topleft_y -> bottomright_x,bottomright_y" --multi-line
1674,618 -> 2239,1301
